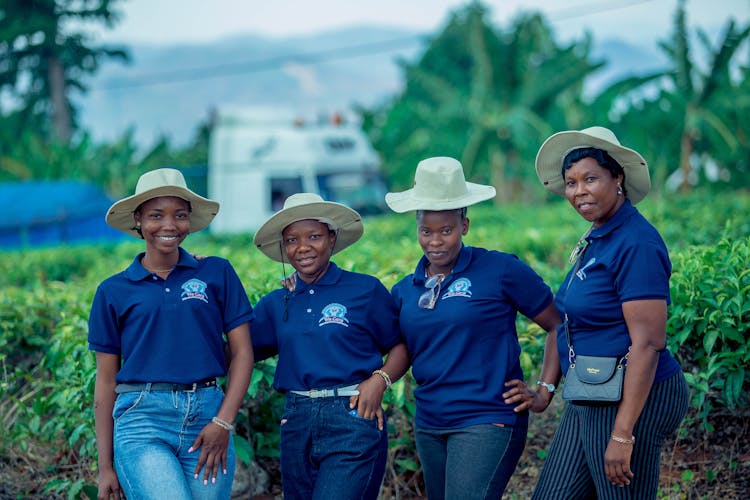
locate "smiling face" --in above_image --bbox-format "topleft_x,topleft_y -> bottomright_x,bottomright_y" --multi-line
563,156 -> 624,227
417,209 -> 468,276
282,219 -> 336,283
134,196 -> 190,255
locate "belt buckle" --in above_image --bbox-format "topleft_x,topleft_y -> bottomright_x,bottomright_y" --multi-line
186,382 -> 198,393
308,389 -> 321,398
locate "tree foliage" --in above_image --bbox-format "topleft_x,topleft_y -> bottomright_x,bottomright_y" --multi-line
363,2 -> 603,202
0,0 -> 129,143
363,0 -> 750,198
0,0 -> 748,202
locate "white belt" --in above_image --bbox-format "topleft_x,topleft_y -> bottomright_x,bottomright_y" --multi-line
289,384 -> 360,398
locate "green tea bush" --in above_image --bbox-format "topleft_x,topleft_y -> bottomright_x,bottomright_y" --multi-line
0,190 -> 748,496
667,235 -> 750,427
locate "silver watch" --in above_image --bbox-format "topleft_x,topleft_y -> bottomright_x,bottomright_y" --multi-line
536,380 -> 556,393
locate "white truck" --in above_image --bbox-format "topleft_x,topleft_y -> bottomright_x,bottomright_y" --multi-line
207,107 -> 387,234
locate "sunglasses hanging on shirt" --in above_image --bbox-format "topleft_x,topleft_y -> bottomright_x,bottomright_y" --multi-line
568,227 -> 593,264
418,274 -> 445,309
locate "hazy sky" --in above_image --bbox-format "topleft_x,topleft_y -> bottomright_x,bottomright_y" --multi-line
89,0 -> 748,48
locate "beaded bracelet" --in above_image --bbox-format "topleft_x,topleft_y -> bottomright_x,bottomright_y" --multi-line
212,416 -> 236,433
372,369 -> 392,389
610,434 -> 635,445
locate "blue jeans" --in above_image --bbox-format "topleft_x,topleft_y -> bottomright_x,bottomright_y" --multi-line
279,392 -> 388,500
415,421 -> 528,500
113,385 -> 235,500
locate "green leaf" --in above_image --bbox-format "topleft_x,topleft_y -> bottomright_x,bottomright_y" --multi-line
233,435 -> 254,466
395,458 -> 420,472
702,328 -> 719,355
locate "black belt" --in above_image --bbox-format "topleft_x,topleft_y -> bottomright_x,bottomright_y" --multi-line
115,378 -> 217,394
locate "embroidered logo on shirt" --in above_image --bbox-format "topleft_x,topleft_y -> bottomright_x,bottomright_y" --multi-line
318,303 -> 349,327
442,277 -> 472,299
576,258 -> 596,280
181,278 -> 209,303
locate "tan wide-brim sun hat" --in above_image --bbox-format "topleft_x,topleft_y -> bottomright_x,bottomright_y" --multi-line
105,168 -> 220,238
253,193 -> 364,262
385,156 -> 496,212
535,126 -> 651,205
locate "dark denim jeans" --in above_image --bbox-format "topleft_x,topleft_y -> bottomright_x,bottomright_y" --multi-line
279,392 -> 388,500
113,385 -> 235,500
415,421 -> 528,500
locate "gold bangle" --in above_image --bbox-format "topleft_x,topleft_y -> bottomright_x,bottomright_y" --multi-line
372,369 -> 392,389
610,434 -> 635,445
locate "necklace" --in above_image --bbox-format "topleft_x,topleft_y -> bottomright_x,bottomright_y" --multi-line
426,264 -> 453,278
141,258 -> 176,274
146,266 -> 174,273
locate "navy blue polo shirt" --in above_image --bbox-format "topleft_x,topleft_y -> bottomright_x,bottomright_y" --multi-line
250,262 -> 401,392
392,245 -> 553,429
555,200 -> 681,383
88,247 -> 253,384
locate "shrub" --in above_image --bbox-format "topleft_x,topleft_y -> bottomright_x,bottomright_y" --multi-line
667,235 -> 750,427
0,191 -> 748,495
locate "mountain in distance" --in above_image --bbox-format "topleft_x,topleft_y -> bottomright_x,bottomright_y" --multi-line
77,26 -> 667,147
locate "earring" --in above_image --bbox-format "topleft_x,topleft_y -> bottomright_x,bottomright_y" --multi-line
617,185 -> 623,196
135,222 -> 141,229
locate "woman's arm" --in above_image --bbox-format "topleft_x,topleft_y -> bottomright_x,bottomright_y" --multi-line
352,342 -> 411,430
94,352 -> 121,500
190,322 -> 253,484
604,299 -> 665,487
503,301 -> 562,413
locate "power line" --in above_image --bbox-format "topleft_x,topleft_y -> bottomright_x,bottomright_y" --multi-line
93,34 -> 428,90
92,0 -> 659,91
543,0 -> 657,23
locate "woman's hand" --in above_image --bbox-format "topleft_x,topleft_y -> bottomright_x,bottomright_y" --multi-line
189,422 -> 231,485
280,273 -> 296,291
604,438 -> 635,486
97,466 -> 121,499
350,375 -> 387,430
503,379 -> 552,413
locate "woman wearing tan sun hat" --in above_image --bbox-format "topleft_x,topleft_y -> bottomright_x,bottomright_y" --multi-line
387,157 -> 562,500
530,127 -> 688,499
88,168 -> 253,499
250,192 -> 409,500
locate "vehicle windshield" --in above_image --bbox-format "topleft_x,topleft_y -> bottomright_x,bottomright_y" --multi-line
317,171 -> 388,215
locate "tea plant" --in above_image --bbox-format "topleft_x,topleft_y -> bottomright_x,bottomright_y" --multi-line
1,190 -> 748,497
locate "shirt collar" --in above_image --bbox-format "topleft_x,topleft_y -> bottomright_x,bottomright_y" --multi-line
124,247 -> 198,281
589,199 -> 636,240
292,261 -> 342,293
413,244 -> 471,284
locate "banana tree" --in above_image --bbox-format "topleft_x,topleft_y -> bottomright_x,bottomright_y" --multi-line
363,2 -> 602,202
658,0 -> 749,191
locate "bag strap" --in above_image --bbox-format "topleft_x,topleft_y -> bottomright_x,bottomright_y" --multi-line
563,252 -> 586,364
562,227 -> 631,367
562,227 -> 593,364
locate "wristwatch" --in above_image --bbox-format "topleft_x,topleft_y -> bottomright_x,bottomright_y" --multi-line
536,380 -> 556,393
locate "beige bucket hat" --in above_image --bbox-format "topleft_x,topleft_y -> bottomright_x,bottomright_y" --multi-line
385,156 -> 496,212
253,193 -> 364,262
105,168 -> 219,238
535,126 -> 651,205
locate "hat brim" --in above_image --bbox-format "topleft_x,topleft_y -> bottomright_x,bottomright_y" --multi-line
253,201 -> 364,262
106,186 -> 220,238
385,182 -> 496,213
535,130 -> 650,205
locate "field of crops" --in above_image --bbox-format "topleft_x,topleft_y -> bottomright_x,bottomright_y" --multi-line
1,190 -> 749,499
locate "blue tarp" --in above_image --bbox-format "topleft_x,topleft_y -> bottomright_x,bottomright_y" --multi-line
0,180 -> 125,248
